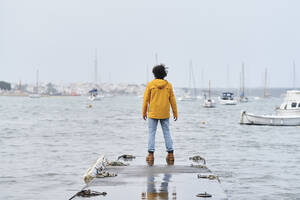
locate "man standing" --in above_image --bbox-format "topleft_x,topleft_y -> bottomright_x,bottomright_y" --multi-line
142,64 -> 178,165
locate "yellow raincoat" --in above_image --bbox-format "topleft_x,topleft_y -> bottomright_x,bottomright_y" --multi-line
142,79 -> 178,119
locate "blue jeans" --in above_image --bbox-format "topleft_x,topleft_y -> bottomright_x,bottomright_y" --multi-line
148,118 -> 174,152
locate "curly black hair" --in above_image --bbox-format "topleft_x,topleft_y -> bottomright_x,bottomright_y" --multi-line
152,64 -> 167,79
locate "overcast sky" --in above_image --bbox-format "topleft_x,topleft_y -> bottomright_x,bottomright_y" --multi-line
1,0 -> 300,88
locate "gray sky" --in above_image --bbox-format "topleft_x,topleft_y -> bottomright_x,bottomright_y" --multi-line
1,0 -> 299,88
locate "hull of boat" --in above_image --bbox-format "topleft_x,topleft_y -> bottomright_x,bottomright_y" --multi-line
88,95 -> 102,101
219,99 -> 237,105
239,97 -> 248,103
29,94 -> 41,98
276,109 -> 300,116
203,100 -> 216,108
240,111 -> 300,126
178,97 -> 197,101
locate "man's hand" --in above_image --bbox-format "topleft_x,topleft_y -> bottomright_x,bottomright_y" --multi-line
143,115 -> 147,120
174,116 -> 177,121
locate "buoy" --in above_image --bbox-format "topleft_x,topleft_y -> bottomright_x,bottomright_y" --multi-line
196,192 -> 212,198
201,121 -> 206,124
88,104 -> 92,108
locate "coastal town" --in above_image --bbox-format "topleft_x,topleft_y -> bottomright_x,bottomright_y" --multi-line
0,81 -> 146,96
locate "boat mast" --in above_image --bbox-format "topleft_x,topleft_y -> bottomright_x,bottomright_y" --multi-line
264,68 -> 268,97
94,48 -> 98,86
189,60 -> 192,95
293,61 -> 296,89
226,65 -> 230,89
208,80 -> 211,99
189,60 -> 197,97
36,69 -> 39,94
201,68 -> 204,94
239,72 -> 242,97
241,62 -> 245,97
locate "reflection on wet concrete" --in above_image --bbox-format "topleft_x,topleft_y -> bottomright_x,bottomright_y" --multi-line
141,174 -> 176,200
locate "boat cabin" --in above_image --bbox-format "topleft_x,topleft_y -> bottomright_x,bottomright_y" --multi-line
89,88 -> 99,97
221,92 -> 234,100
279,90 -> 300,110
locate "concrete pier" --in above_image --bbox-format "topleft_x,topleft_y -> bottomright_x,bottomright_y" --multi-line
76,163 -> 228,200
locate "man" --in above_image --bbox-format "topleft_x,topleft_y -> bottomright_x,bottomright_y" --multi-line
142,64 -> 178,165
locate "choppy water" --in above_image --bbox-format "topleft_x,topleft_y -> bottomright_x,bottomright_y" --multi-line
1,96 -> 300,200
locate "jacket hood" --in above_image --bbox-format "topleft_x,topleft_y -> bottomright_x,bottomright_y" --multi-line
152,79 -> 168,89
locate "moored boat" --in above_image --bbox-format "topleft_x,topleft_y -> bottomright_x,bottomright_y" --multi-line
29,69 -> 41,99
29,94 -> 41,98
276,90 -> 300,116
88,88 -> 102,101
218,92 -> 237,105
240,111 -> 300,126
240,90 -> 300,126
203,99 -> 216,108
238,62 -> 248,103
203,80 -> 216,108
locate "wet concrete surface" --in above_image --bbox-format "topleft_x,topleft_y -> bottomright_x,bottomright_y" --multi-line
73,162 -> 228,200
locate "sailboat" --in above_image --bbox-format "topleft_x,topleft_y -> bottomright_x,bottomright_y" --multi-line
178,61 -> 197,101
88,49 -> 102,101
29,69 -> 41,98
238,62 -> 248,102
263,68 -> 271,98
203,80 -> 216,108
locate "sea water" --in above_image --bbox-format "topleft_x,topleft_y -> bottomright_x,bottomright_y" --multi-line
1,96 -> 300,199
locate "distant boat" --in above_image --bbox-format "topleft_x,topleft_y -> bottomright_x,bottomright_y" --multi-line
218,92 -> 237,105
263,68 -> 271,98
253,96 -> 261,100
178,94 -> 195,101
240,90 -> 300,126
238,62 -> 248,102
29,69 -> 41,98
88,88 -> 102,101
178,61 -> 197,101
88,49 -> 102,101
203,80 -> 215,108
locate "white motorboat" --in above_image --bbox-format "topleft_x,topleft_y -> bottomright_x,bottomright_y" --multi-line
88,95 -> 102,101
276,90 -> 300,116
219,92 -> 237,105
88,88 -> 102,101
240,90 -> 300,126
29,94 -> 41,98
